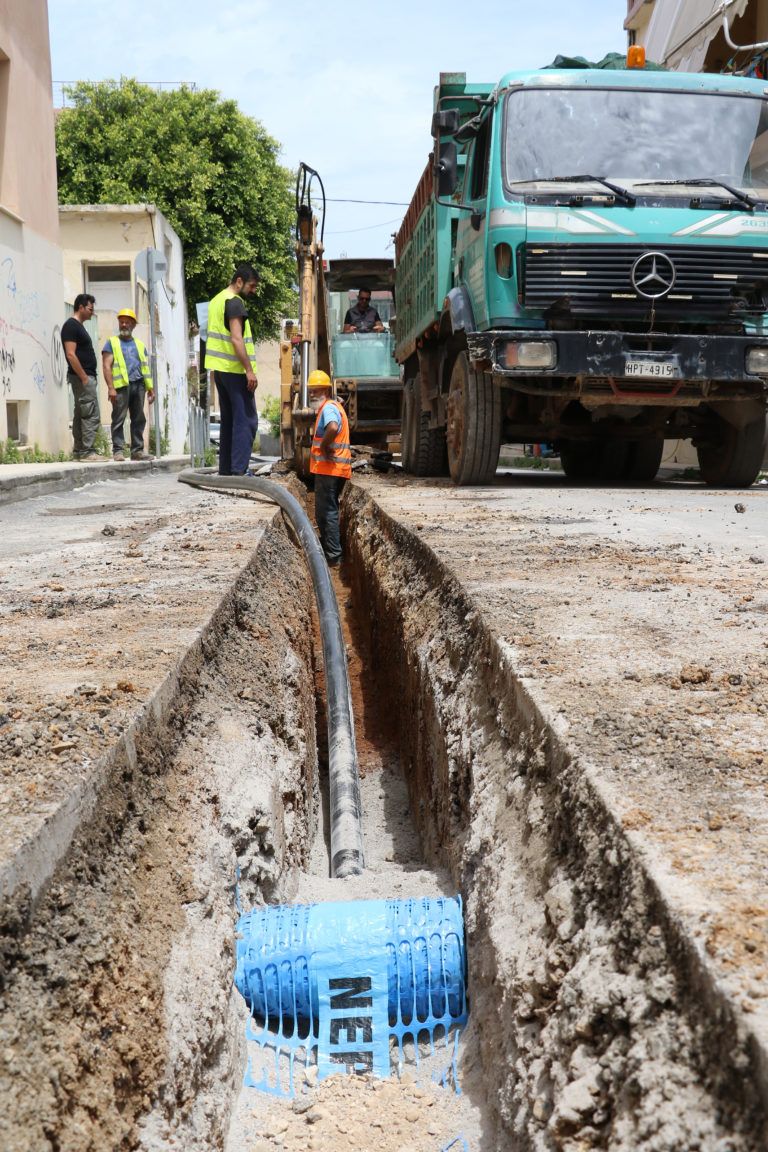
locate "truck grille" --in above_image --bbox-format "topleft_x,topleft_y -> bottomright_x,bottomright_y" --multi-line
523,243 -> 768,317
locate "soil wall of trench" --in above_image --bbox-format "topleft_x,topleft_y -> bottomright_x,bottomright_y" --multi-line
340,483 -> 768,1152
0,498 -> 319,1152
4,472 -> 768,1152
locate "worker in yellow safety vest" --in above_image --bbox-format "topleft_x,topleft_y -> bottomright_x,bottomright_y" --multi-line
102,308 -> 155,462
308,369 -> 351,566
205,263 -> 260,475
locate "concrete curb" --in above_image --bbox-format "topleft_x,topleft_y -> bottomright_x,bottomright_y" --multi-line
0,456 -> 191,505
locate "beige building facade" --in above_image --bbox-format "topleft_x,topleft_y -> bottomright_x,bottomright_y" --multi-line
0,0 -> 67,454
60,204 -> 190,455
626,0 -> 768,74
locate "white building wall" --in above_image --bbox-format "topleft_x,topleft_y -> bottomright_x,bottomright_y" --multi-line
0,210 -> 67,452
0,0 -> 67,454
636,0 -> 751,69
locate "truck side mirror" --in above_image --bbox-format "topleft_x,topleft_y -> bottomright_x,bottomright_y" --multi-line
431,108 -> 460,138
455,115 -> 482,142
435,142 -> 458,197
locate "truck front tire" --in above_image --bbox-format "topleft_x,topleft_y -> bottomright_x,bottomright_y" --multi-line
696,410 -> 767,488
446,352 -> 501,485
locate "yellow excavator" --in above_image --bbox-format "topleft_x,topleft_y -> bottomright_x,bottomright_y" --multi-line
279,163 -> 401,478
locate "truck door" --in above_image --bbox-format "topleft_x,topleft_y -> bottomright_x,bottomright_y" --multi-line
455,114 -> 491,329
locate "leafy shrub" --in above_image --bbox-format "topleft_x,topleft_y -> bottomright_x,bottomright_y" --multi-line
262,395 -> 281,438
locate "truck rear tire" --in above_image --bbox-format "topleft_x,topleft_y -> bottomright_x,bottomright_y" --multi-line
600,441 -> 628,482
559,437 -> 663,483
401,379 -> 416,472
558,439 -> 600,481
625,439 -> 664,483
446,352 -> 501,485
696,411 -> 767,488
409,377 -> 447,477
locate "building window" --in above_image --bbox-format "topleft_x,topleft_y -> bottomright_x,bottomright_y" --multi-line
86,264 -> 131,282
85,263 -> 132,315
6,399 -> 28,444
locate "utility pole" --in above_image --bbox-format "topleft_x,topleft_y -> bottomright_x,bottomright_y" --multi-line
135,246 -> 168,456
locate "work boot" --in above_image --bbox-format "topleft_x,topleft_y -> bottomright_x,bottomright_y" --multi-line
130,452 -> 154,461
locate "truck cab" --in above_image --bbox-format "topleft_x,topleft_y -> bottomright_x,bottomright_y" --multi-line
396,65 -> 768,486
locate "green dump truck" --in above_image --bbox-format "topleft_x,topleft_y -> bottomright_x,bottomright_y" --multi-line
395,63 -> 768,486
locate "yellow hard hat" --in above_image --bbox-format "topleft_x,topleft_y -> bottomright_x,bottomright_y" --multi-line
307,370 -> 331,389
117,308 -> 137,322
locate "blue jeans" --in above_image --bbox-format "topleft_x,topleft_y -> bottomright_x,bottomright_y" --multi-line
314,473 -> 345,562
111,380 -> 148,456
215,370 -> 259,475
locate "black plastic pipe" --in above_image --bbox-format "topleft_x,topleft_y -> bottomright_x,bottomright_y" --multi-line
177,469 -> 365,878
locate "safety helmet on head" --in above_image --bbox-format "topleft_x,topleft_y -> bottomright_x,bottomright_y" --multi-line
307,370 -> 331,390
117,308 -> 137,322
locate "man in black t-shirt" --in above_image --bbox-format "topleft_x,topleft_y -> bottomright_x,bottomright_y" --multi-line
61,294 -> 101,461
343,288 -> 384,333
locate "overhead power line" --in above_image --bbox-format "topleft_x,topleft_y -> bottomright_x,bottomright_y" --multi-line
325,198 -> 409,206
325,216 -> 403,235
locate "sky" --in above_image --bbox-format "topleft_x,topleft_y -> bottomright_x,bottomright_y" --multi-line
47,0 -> 626,263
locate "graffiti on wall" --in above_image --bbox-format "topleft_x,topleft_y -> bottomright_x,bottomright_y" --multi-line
1,257 -> 41,328
50,325 -> 64,387
0,254 -> 60,402
31,361 -> 46,394
0,316 -> 15,397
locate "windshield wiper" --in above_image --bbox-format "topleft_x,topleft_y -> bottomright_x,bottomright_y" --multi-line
543,174 -> 636,206
634,177 -> 760,212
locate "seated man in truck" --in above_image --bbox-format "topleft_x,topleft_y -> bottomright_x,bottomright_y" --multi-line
343,288 -> 384,333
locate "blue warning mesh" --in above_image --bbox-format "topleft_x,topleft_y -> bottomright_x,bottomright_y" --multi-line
235,896 -> 467,1096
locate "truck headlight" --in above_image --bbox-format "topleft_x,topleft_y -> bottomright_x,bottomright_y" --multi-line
746,347 -> 768,375
500,340 -> 557,369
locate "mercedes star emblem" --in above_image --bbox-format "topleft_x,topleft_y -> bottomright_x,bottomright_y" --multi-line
631,251 -> 676,299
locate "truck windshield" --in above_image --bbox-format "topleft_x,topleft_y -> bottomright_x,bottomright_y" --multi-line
328,289 -> 394,332
503,87 -> 768,193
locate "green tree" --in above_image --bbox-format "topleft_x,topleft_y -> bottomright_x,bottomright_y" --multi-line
55,78 -> 295,341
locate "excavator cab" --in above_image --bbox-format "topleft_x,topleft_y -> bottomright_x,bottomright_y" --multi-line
280,165 -> 402,478
326,259 -> 402,449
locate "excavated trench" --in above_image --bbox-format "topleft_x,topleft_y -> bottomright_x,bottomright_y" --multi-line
339,482 -> 768,1152
1,475 -> 767,1152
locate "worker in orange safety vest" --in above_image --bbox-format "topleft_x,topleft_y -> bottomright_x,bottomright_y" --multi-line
308,370 -> 351,566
